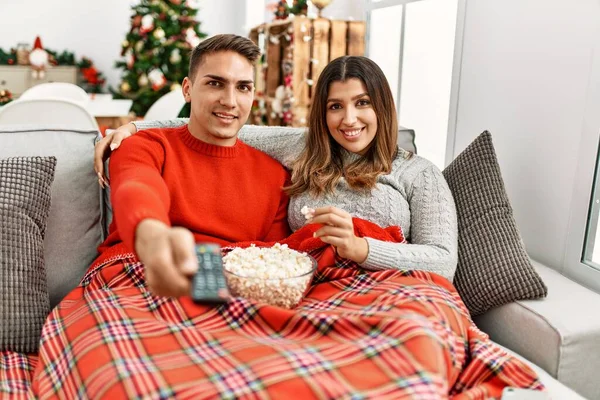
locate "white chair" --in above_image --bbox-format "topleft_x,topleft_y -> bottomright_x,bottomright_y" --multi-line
0,98 -> 100,131
20,82 -> 90,105
144,89 -> 186,120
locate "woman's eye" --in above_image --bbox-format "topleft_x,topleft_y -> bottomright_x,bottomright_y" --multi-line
329,103 -> 341,110
357,99 -> 371,106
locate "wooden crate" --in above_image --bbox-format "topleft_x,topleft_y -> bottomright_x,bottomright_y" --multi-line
249,17 -> 366,127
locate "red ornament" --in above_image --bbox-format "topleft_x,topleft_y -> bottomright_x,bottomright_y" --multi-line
8,59 -> 14,65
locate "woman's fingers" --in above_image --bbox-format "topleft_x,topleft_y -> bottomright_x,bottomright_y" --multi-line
309,212 -> 352,229
313,226 -> 347,239
93,127 -> 135,186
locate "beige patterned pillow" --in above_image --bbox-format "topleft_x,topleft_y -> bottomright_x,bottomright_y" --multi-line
1,156 -> 56,352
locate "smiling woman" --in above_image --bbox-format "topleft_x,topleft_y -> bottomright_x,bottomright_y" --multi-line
325,79 -> 378,156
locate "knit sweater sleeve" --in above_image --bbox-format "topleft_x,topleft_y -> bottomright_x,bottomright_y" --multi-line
109,131 -> 171,254
361,165 -> 458,281
133,118 -> 188,131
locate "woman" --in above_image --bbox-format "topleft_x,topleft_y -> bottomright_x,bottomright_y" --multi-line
95,56 -> 458,281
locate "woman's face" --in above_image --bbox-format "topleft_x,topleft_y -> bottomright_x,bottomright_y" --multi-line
325,78 -> 377,155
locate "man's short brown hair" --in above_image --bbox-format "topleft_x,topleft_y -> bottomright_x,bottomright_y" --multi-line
188,34 -> 261,81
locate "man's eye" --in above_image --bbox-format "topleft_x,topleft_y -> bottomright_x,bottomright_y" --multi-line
208,81 -> 221,87
239,85 -> 252,92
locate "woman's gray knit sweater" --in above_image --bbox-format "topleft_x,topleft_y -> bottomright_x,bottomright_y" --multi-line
134,120 -> 458,281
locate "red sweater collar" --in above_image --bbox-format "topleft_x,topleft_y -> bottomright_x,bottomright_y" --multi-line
180,125 -> 241,158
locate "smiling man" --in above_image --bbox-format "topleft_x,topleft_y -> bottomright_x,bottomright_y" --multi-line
98,34 -> 291,298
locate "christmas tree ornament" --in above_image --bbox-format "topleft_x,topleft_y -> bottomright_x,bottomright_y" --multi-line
148,68 -> 167,91
132,15 -> 142,28
125,49 -> 135,69
185,27 -> 201,48
141,15 -> 155,33
170,83 -> 182,91
153,27 -> 166,40
122,40 -> 130,48
135,41 -> 145,53
121,82 -> 131,93
170,0 -> 182,4
29,36 -> 49,79
138,74 -> 149,87
170,48 -> 182,64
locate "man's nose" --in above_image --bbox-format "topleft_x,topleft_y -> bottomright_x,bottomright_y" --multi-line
219,86 -> 236,108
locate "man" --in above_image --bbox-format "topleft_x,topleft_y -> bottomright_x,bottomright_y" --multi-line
97,34 -> 291,298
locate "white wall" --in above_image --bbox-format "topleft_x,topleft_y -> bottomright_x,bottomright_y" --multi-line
399,0 -> 457,169
0,0 -> 249,90
0,1 -> 362,91
453,0 -> 600,272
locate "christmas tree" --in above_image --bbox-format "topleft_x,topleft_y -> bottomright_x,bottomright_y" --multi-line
112,0 -> 206,117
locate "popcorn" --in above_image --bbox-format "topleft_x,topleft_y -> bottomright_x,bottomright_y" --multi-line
301,205 -> 315,220
222,244 -> 316,309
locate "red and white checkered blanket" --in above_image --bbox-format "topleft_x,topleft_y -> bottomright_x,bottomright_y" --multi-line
1,220 -> 544,399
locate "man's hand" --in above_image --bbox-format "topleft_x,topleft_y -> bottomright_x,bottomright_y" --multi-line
308,206 -> 369,263
94,123 -> 137,188
135,219 -> 198,298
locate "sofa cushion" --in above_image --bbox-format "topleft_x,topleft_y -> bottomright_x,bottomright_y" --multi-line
1,156 -> 56,352
0,126 -> 102,307
442,131 -> 547,315
475,261 -> 600,400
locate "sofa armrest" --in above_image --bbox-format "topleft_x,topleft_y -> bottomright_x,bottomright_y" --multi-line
473,260 -> 600,400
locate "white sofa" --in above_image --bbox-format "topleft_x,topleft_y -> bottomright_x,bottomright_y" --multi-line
0,124 -> 596,399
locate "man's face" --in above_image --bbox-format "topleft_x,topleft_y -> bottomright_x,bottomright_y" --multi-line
182,51 -> 254,146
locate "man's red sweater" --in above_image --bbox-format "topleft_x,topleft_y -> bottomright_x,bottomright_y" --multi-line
96,125 -> 291,264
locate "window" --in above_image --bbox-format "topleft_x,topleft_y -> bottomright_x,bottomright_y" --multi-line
563,33 -> 600,293
583,146 -> 600,269
365,0 -> 465,169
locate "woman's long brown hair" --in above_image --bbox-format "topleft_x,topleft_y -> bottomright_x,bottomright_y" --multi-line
285,56 -> 399,197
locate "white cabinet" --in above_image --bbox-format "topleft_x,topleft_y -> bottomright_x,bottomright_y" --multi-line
0,66 -> 78,96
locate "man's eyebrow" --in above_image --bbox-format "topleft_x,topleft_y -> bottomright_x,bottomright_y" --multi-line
203,74 -> 254,85
327,92 -> 369,103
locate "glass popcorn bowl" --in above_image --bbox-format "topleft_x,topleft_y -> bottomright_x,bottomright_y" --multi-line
222,245 -> 318,309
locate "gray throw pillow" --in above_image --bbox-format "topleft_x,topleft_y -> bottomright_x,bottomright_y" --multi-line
442,131 -> 547,315
1,156 -> 56,352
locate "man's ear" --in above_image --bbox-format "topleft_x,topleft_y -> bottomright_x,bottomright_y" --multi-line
182,77 -> 192,103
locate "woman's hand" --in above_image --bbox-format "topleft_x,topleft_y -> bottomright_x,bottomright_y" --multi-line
94,122 -> 137,188
308,206 -> 369,263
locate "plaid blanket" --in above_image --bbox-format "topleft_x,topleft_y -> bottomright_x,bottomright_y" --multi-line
1,352 -> 37,399
6,221 -> 544,399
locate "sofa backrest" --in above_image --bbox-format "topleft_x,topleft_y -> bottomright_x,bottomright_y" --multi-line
0,125 -> 102,307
